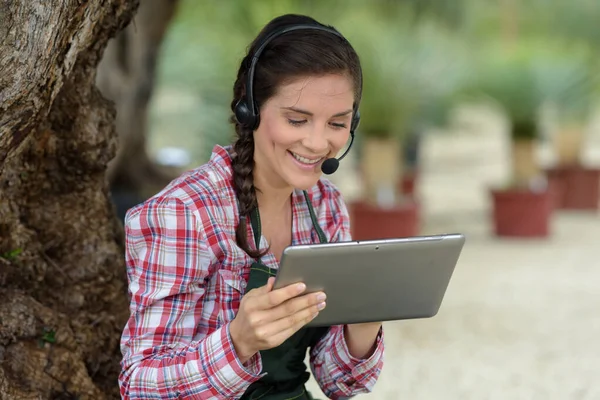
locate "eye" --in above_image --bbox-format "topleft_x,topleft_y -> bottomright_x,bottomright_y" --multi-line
330,122 -> 347,130
287,119 -> 307,126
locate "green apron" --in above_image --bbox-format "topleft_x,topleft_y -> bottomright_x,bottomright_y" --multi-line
240,191 -> 329,400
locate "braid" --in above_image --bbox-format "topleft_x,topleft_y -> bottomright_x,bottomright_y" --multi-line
230,58 -> 269,259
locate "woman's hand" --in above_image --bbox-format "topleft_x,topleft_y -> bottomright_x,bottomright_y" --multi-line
230,277 -> 326,363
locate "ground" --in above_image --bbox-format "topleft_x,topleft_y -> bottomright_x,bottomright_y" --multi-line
306,107 -> 600,399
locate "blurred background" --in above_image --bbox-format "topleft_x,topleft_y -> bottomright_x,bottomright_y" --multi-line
101,0 -> 600,398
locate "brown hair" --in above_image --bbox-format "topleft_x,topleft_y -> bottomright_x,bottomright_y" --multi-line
229,14 -> 362,258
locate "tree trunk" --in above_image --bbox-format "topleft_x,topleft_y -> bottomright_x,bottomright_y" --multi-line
0,1 -> 139,399
511,138 -> 541,188
360,136 -> 403,206
97,0 -> 179,211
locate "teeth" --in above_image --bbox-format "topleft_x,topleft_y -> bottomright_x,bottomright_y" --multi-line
291,152 -> 323,164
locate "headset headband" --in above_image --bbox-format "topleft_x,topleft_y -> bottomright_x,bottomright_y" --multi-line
235,23 -> 361,132
246,24 -> 348,114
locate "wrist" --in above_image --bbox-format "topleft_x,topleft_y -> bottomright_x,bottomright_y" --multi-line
229,319 -> 256,364
347,321 -> 382,332
344,322 -> 382,359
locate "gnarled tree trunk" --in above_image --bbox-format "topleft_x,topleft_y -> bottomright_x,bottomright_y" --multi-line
0,1 -> 139,398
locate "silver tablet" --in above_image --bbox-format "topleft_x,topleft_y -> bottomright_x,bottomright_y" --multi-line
273,233 -> 465,327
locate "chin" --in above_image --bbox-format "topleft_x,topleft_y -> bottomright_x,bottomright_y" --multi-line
287,174 -> 321,191
281,168 -> 322,191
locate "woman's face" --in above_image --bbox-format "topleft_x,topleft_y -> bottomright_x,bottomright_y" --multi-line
253,73 -> 355,191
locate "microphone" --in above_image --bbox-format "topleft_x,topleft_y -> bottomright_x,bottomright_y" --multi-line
320,132 -> 355,175
321,158 -> 339,175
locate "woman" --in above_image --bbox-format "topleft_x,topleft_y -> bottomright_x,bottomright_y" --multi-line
119,13 -> 384,400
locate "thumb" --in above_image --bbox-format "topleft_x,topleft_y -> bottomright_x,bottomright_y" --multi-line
262,277 -> 275,293
247,277 -> 275,297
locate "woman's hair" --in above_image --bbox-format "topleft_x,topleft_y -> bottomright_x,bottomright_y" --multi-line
230,14 -> 362,258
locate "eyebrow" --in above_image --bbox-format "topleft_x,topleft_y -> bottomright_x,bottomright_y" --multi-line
281,106 -> 353,118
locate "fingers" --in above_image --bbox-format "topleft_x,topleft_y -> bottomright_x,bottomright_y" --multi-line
245,280 -> 309,314
245,291 -> 325,333
270,291 -> 326,322
241,299 -> 322,349
263,293 -> 326,337
266,277 -> 275,291
264,283 -> 306,309
266,306 -> 322,345
237,280 -> 328,352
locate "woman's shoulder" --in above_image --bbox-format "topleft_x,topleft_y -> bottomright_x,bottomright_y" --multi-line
125,145 -> 238,232
300,177 -> 351,242
304,177 -> 346,211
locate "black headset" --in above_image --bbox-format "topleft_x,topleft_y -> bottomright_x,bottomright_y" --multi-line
234,23 -> 361,137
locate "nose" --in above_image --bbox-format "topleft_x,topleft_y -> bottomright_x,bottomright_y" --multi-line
301,125 -> 329,155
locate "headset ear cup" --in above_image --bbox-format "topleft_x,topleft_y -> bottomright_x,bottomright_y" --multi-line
235,99 -> 259,130
235,99 -> 250,126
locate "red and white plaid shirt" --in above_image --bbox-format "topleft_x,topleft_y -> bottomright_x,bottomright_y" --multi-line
119,145 -> 384,399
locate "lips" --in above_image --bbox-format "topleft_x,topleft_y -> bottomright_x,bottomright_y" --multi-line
288,151 -> 325,165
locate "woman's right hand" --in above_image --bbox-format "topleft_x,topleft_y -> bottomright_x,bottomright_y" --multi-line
229,277 -> 326,363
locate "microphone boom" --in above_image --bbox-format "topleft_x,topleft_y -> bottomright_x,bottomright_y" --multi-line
319,132 -> 355,175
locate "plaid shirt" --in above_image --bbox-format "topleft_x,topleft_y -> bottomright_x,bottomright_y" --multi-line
119,145 -> 384,399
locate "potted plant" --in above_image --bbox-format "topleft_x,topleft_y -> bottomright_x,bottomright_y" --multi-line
390,21 -> 471,198
535,45 -> 600,210
465,45 -> 554,237
340,18 -> 422,240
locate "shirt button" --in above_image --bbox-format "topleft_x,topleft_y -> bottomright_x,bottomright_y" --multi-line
241,281 -> 246,288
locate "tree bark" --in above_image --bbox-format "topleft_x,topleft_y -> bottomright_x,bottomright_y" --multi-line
0,1 -> 139,399
97,0 -> 179,203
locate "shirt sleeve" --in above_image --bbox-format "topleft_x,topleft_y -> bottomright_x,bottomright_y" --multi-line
309,325 -> 384,398
308,182 -> 385,398
118,197 -> 263,399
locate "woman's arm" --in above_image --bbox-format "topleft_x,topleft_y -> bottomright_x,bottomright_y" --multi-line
309,324 -> 384,399
119,197 -> 263,399
307,183 -> 385,398
344,322 -> 383,359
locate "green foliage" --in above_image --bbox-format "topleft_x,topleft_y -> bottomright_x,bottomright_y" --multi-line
457,35 -> 599,140
402,0 -> 469,30
38,327 -> 56,348
344,14 -> 416,139
463,44 -> 543,139
335,10 -> 471,139
530,42 -> 599,123
520,0 -> 600,46
1,248 -> 22,261
148,0 -> 600,162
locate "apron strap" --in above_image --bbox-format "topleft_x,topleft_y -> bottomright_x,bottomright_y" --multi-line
302,190 -> 327,244
249,208 -> 262,250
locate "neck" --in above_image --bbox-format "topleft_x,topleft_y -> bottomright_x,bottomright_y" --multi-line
253,164 -> 293,214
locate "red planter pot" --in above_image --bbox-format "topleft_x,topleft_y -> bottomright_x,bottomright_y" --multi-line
546,166 -> 600,210
398,171 -> 418,196
490,188 -> 553,238
349,199 -> 420,240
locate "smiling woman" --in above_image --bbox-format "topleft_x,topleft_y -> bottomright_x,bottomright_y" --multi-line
119,13 -> 384,400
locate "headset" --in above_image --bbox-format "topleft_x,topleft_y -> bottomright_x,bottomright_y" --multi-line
234,23 -> 361,174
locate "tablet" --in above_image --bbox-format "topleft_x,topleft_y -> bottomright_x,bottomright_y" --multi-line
273,233 -> 465,327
